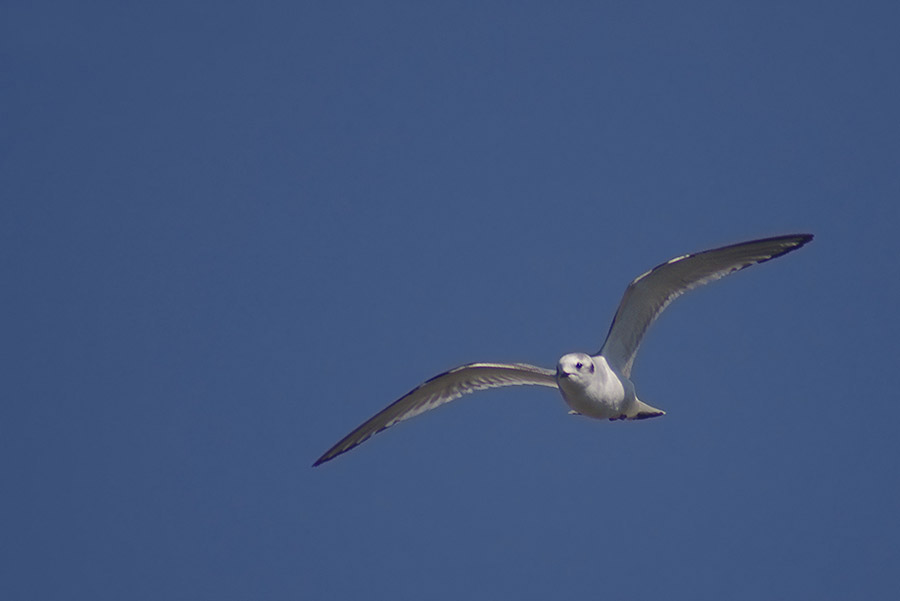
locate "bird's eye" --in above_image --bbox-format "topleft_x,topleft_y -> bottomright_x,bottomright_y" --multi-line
575,362 -> 583,370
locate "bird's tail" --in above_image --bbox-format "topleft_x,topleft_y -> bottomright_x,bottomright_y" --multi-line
628,399 -> 666,420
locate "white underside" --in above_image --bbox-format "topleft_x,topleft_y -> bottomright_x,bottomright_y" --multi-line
557,356 -> 634,419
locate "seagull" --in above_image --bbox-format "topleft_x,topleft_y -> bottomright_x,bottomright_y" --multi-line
313,234 -> 813,466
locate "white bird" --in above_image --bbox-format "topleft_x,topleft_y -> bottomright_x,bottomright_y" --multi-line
314,234 -> 813,466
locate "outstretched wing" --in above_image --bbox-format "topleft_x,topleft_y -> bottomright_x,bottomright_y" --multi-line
313,362 -> 558,466
598,234 -> 813,378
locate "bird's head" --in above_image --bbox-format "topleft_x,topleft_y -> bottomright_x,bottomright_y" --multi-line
556,353 -> 595,385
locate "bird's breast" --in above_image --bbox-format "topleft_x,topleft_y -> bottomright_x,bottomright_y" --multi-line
557,357 -> 627,419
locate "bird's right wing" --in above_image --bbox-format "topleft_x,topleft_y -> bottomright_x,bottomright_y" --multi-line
598,234 -> 813,378
313,362 -> 558,466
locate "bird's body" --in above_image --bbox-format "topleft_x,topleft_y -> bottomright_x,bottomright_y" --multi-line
314,234 -> 813,466
556,353 -> 660,420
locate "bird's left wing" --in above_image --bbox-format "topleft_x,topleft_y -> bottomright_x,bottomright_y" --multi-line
598,234 -> 813,378
313,362 -> 557,466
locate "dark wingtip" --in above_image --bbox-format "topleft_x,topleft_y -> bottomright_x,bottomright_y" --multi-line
762,232 -> 814,248
313,439 -> 362,467
312,451 -> 335,467
776,232 -> 814,257
750,233 -> 814,264
312,453 -> 337,467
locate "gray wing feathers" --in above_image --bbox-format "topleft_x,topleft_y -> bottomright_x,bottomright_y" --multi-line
598,234 -> 813,378
313,363 -> 557,465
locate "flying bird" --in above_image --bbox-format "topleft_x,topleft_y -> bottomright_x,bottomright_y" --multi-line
314,234 -> 813,466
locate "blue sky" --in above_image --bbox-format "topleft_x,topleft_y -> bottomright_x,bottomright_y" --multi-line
3,2 -> 899,599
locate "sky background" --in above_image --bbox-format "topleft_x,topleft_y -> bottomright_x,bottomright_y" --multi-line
3,2 -> 899,599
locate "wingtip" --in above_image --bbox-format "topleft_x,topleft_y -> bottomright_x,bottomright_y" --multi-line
761,232 -> 814,248
311,453 -> 331,468
780,232 -> 814,255
755,233 -> 814,261
313,445 -> 351,467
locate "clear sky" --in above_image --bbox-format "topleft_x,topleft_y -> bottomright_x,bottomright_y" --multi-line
3,2 -> 899,599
